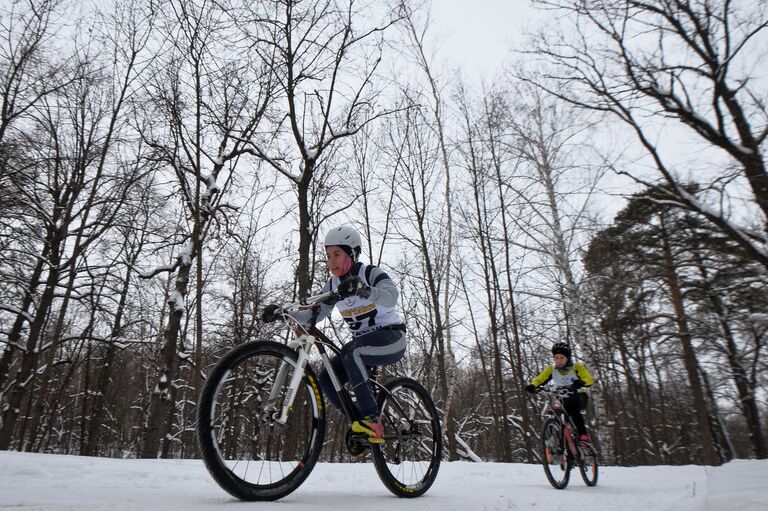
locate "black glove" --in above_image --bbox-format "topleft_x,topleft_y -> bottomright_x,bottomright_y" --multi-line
570,380 -> 585,390
261,304 -> 282,323
525,384 -> 538,394
337,275 -> 370,298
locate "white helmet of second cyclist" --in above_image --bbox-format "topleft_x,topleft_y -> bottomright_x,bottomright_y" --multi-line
324,225 -> 362,261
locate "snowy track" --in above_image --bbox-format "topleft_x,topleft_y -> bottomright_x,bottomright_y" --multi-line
1,451 -> 765,510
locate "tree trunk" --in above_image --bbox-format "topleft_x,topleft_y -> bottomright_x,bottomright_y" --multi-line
659,214 -> 720,465
697,265 -> 767,459
140,244 -> 194,458
79,345 -> 92,455
489,139 -> 533,461
83,261 -> 135,456
295,169 -> 313,298
0,250 -> 48,392
26,238 -> 85,450
0,230 -> 63,449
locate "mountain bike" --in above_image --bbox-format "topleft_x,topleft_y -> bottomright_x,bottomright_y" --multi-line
196,289 -> 442,501
536,386 -> 598,489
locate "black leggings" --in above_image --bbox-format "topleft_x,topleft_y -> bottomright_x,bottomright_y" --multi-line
563,393 -> 589,436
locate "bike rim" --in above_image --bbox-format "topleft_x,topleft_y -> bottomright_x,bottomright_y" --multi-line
376,382 -> 440,492
580,446 -> 598,485
204,349 -> 322,489
542,421 -> 568,485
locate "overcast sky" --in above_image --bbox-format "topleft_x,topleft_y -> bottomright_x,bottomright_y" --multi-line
429,1 -> 543,77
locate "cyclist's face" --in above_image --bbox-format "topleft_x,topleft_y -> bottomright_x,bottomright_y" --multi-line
326,245 -> 352,277
553,354 -> 568,368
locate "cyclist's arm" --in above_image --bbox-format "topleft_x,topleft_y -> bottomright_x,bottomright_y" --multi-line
574,363 -> 595,387
530,364 -> 553,387
366,266 -> 398,307
291,280 -> 334,326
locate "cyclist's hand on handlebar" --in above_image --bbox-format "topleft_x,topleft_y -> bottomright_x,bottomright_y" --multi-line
525,384 -> 538,394
337,275 -> 371,298
261,304 -> 282,323
570,380 -> 585,390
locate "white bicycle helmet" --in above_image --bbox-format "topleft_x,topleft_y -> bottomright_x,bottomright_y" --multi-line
324,225 -> 362,261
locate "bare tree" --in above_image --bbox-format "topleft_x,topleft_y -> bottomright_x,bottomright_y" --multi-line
232,0 -> 401,297
137,0 -> 275,458
21,0 -> 158,451
526,0 -> 768,269
453,83 -> 512,461
0,0 -> 156,448
453,81 -> 542,462
501,81 -> 604,369
387,93 -> 460,459
396,0 -> 460,460
0,0 -> 67,395
0,0 -> 69,209
81,174 -> 164,456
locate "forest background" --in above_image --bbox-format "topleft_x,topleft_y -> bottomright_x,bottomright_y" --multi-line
1,0 -> 767,467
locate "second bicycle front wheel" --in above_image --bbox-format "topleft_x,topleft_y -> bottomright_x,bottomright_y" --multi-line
196,341 -> 326,501
371,377 -> 442,498
541,418 -> 570,489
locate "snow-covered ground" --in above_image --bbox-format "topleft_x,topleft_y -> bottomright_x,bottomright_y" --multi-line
1,451 -> 765,510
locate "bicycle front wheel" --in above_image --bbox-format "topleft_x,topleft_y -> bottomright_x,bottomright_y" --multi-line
541,417 -> 570,489
371,377 -> 442,498
196,341 -> 326,501
578,443 -> 599,486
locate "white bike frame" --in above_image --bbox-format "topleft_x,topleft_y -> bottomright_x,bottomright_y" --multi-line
268,291 -> 351,425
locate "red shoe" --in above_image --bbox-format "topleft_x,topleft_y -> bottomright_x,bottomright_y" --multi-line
579,434 -> 592,447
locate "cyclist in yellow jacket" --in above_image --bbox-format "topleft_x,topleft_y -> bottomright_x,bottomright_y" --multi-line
526,342 -> 595,446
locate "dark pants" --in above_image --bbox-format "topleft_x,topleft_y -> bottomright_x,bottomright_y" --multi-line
319,328 -> 406,418
563,393 -> 589,436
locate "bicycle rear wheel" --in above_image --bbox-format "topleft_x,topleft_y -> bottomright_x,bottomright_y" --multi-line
541,418 -> 570,489
196,341 -> 325,501
578,443 -> 599,486
371,377 -> 442,498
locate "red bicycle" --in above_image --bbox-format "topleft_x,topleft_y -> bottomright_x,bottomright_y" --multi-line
536,386 -> 598,489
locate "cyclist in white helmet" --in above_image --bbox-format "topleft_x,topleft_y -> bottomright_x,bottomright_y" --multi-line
263,225 -> 406,444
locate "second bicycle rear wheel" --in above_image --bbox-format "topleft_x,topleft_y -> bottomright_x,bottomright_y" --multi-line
578,443 -> 599,486
371,377 -> 442,498
196,341 -> 326,501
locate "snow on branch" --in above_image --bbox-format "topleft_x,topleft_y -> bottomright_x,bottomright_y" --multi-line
455,433 -> 483,462
137,263 -> 176,279
0,304 -> 34,323
137,241 -> 194,280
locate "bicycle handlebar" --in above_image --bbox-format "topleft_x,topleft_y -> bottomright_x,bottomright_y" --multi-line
280,290 -> 340,312
267,290 -> 342,331
535,385 -> 577,398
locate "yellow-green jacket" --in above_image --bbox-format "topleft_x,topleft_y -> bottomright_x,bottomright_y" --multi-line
530,363 -> 594,391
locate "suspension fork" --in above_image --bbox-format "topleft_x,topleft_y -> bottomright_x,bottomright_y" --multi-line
271,336 -> 313,425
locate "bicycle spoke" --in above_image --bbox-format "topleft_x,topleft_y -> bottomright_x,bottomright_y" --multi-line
578,444 -> 599,486
197,342 -> 325,501
541,418 -> 570,489
371,377 -> 441,498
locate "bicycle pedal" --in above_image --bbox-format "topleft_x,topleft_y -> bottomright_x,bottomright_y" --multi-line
345,430 -> 370,456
